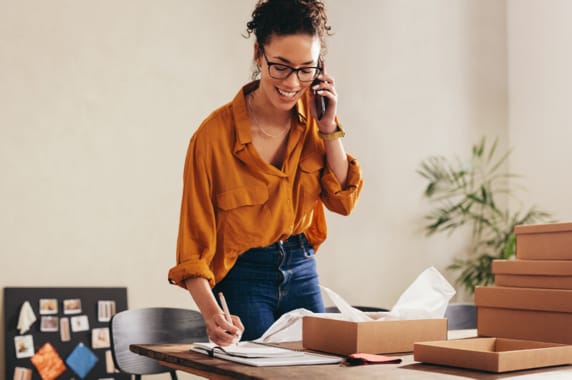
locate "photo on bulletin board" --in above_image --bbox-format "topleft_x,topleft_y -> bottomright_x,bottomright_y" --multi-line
59,317 -> 71,342
40,316 -> 58,332
63,299 -> 82,315
98,300 -> 116,322
39,299 -> 58,315
13,366 -> 32,380
14,335 -> 34,359
70,315 -> 89,332
92,327 -> 111,349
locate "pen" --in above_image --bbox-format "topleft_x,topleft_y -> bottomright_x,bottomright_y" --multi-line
218,292 -> 241,344
218,292 -> 232,324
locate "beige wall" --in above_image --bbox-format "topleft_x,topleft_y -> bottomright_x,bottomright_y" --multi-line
507,0 -> 572,221
322,0 -> 508,306
0,1 -> 512,378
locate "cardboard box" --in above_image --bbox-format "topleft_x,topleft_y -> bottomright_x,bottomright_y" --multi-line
414,337 -> 572,373
477,307 -> 572,344
475,286 -> 572,313
493,259 -> 572,289
302,315 -> 447,355
515,222 -> 572,260
475,286 -> 572,343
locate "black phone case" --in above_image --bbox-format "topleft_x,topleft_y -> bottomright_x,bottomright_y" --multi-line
312,79 -> 328,120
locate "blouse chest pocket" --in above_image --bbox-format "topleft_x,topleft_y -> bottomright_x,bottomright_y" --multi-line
298,155 -> 325,211
215,185 -> 270,244
216,185 -> 269,211
299,155 -> 324,174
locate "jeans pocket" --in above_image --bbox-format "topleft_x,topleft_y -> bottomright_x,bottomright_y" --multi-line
303,245 -> 316,258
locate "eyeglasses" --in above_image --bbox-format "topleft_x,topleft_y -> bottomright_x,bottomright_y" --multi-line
262,51 -> 322,82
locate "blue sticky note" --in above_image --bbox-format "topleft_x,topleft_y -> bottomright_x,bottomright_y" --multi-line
65,343 -> 98,379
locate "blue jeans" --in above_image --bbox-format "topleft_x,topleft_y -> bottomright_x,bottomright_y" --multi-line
213,234 -> 325,341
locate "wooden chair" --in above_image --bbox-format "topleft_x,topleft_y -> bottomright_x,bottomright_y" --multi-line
109,307 -> 208,380
326,304 -> 477,330
325,305 -> 389,313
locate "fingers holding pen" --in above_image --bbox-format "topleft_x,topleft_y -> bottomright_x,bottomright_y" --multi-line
230,315 -> 244,338
206,313 -> 244,346
224,314 -> 244,338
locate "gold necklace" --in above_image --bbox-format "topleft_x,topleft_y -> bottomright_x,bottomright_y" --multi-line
247,92 -> 291,139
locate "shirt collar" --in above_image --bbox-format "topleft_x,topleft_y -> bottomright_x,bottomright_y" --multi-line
232,81 -> 256,152
294,96 -> 308,124
232,81 -> 308,154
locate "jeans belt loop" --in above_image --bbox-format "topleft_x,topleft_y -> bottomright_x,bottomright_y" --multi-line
276,239 -> 285,255
298,234 -> 311,257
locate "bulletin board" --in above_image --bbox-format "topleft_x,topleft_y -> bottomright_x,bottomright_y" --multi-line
4,287 -> 130,380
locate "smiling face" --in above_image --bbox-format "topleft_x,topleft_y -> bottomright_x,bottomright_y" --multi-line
255,33 -> 321,113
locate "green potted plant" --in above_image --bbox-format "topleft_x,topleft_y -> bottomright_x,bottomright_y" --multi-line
417,137 -> 551,294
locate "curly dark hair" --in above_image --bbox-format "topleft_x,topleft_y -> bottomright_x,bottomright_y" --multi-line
245,0 -> 332,55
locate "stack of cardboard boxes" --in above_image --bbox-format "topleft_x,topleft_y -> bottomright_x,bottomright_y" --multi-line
475,222 -> 572,344
413,222 -> 572,373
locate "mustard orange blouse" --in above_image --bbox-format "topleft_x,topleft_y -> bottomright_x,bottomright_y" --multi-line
168,81 -> 363,288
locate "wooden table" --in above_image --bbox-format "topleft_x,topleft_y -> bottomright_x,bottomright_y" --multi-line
130,331 -> 572,380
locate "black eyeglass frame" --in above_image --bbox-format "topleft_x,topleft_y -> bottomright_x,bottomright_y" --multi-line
261,50 -> 322,82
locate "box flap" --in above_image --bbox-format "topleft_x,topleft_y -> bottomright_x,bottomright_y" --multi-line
492,259 -> 572,276
475,286 -> 572,312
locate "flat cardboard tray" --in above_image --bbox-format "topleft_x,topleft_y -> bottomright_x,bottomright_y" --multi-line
414,337 -> 572,373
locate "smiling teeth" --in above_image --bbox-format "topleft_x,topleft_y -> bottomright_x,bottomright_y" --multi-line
278,88 -> 297,98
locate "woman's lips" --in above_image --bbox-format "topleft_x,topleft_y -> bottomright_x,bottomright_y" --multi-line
276,87 -> 299,98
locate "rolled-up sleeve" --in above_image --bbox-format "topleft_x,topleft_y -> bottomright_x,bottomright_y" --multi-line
320,154 -> 363,215
168,134 -> 217,288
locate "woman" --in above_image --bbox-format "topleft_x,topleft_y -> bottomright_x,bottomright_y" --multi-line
168,0 -> 363,345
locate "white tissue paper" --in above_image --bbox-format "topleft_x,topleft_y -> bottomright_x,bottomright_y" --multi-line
17,301 -> 37,334
321,286 -> 371,322
255,308 -> 315,343
255,266 -> 455,343
386,266 -> 456,320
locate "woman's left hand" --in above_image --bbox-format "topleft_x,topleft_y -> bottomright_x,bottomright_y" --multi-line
310,62 -> 338,133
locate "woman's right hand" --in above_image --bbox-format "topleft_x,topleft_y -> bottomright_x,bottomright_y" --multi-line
205,312 -> 244,346
184,277 -> 245,346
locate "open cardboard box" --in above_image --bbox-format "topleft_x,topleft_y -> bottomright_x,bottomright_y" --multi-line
475,286 -> 572,344
414,337 -> 572,373
493,259 -> 572,289
515,222 -> 572,260
302,315 -> 447,355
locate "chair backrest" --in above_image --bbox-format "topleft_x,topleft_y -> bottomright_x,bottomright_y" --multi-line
444,303 -> 477,330
109,307 -> 208,376
324,305 -> 389,313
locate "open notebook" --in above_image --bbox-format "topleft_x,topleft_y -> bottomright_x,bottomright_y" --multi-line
191,341 -> 342,367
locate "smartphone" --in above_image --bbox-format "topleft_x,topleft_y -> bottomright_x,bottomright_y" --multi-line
312,78 -> 328,120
